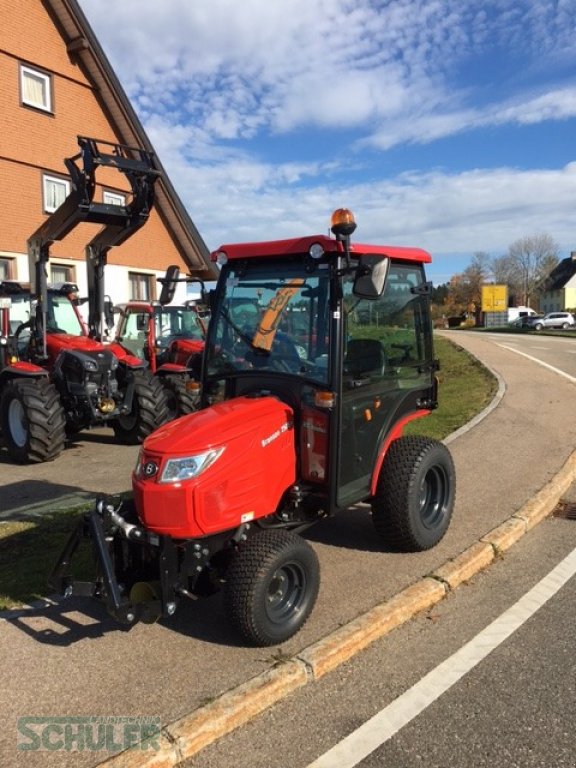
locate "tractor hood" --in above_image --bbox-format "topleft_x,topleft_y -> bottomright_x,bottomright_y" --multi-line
133,396 -> 296,537
141,395 -> 291,454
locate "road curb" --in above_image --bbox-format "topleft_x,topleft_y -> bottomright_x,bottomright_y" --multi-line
98,447 -> 576,767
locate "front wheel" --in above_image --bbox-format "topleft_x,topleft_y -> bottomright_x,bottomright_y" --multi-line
0,378 -> 66,463
112,371 -> 169,444
372,436 -> 455,552
224,530 -> 320,646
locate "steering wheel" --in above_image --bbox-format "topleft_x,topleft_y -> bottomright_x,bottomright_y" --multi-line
265,333 -> 302,373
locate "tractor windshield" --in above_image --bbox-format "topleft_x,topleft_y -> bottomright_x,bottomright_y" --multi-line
206,259 -> 330,384
48,293 -> 84,335
154,306 -> 205,343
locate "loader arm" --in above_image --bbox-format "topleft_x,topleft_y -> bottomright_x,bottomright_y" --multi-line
26,136 -> 161,350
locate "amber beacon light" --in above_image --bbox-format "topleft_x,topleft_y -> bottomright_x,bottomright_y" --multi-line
330,208 -> 357,239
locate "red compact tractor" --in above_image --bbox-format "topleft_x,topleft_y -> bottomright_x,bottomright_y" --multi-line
51,210 -> 455,646
113,267 -> 208,418
0,137 -> 168,463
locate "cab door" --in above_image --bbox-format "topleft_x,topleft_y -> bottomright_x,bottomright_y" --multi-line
336,263 -> 433,508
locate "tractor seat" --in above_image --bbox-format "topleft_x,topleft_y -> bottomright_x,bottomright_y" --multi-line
344,338 -> 386,377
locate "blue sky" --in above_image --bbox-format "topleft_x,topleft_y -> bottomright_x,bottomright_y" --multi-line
78,0 -> 576,285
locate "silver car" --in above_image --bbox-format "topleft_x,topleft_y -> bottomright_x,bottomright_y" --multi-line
531,312 -> 575,330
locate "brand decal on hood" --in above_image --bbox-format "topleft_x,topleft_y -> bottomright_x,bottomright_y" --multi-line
261,422 -> 290,448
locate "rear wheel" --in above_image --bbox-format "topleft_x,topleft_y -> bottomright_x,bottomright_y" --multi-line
162,375 -> 197,421
112,370 -> 169,444
372,436 -> 455,551
0,378 -> 66,463
224,530 -> 320,646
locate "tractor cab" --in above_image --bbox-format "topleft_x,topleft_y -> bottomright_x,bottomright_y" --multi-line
201,209 -> 438,512
115,301 -> 205,366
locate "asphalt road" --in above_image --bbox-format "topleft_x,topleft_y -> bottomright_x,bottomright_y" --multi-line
187,509 -> 576,768
1,329 -> 575,768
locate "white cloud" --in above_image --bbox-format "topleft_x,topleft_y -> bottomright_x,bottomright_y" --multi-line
76,0 -> 576,284
79,0 -> 576,150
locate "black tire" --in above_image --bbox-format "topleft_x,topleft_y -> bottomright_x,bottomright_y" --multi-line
534,323 -> 544,331
162,375 -> 197,421
112,370 -> 169,444
0,378 -> 66,463
224,530 -> 320,646
372,436 -> 455,552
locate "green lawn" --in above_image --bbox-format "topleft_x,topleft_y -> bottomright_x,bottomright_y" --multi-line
0,334 -> 497,610
405,335 -> 497,441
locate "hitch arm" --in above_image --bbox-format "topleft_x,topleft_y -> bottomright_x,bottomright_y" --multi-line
49,501 -> 138,624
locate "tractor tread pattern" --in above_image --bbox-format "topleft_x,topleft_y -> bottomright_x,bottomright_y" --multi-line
372,435 -> 455,552
1,378 -> 66,463
163,374 -> 197,419
224,529 -> 320,646
113,371 -> 169,444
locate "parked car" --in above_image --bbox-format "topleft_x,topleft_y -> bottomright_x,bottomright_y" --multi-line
528,312 -> 575,330
509,314 -> 543,328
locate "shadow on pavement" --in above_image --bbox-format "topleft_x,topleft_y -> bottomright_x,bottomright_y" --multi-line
0,479 -> 95,519
306,505 -> 394,553
8,592 -> 243,648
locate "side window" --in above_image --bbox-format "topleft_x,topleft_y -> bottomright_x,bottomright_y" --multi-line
129,272 -> 155,301
103,190 -> 126,207
343,263 -> 431,382
43,174 -> 70,213
124,313 -> 146,340
0,257 -> 14,280
50,263 -> 75,284
20,65 -> 52,112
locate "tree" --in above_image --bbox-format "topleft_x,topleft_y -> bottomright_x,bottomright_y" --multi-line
446,252 -> 491,320
507,234 -> 559,306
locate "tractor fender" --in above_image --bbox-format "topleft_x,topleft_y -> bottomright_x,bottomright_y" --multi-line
106,341 -> 147,369
369,409 -> 431,496
155,362 -> 188,376
0,360 -> 48,384
133,395 -> 296,537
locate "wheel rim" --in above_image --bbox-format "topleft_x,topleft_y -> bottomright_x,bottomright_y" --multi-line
419,465 -> 449,529
8,398 -> 27,448
265,562 -> 307,625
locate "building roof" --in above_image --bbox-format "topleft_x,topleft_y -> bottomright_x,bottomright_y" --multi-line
44,0 -> 217,281
540,256 -> 576,292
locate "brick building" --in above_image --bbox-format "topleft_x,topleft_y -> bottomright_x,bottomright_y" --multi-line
0,0 -> 215,307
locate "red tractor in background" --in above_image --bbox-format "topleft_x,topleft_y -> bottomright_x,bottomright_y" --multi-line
51,209 -> 456,646
112,266 -> 208,418
0,137 -> 169,463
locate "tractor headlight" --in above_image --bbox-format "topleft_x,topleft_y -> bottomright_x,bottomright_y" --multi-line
160,447 -> 224,483
83,359 -> 99,372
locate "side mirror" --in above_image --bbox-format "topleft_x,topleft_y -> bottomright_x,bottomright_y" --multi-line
158,265 -> 180,306
353,255 -> 389,299
104,298 -> 115,329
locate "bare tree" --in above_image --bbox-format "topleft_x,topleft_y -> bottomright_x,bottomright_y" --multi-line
507,233 -> 559,306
